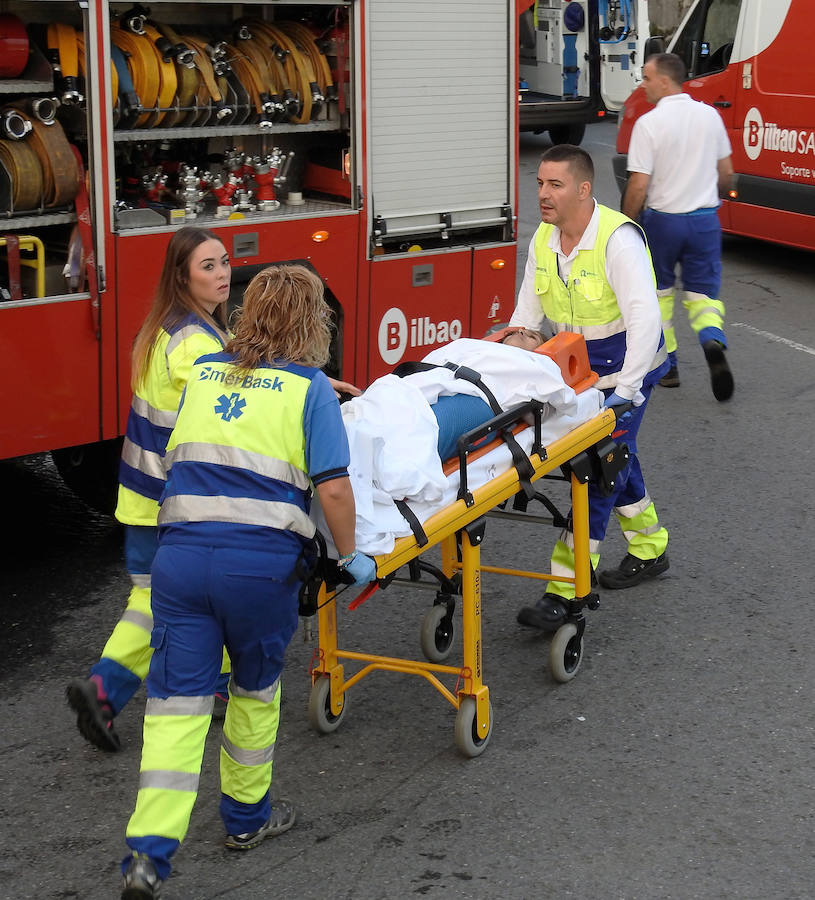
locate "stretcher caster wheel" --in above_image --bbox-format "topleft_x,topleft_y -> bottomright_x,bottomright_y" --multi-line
549,623 -> 583,682
420,603 -> 455,662
454,697 -> 493,758
308,677 -> 347,734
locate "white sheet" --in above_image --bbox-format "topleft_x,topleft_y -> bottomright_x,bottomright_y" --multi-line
312,339 -> 604,556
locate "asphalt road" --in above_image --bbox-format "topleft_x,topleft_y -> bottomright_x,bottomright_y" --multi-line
3,120 -> 815,900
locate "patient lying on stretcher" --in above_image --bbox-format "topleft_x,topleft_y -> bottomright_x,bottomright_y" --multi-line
429,328 -> 546,459
312,330 -> 604,557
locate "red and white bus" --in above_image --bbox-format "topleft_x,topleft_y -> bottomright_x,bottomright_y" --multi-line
614,0 -> 815,252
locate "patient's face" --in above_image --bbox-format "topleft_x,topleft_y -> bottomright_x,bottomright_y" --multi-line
502,329 -> 543,350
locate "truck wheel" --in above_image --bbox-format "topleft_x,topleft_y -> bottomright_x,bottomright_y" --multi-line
51,438 -> 122,516
548,124 -> 586,146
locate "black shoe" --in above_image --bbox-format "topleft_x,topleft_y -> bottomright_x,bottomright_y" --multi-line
224,799 -> 296,850
516,593 -> 569,633
66,678 -> 121,752
598,552 -> 669,590
659,365 -> 680,388
122,856 -> 162,899
703,340 -> 734,401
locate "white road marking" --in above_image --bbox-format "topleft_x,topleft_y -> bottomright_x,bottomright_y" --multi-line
730,322 -> 815,357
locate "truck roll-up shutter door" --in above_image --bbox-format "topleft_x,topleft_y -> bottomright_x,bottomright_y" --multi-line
367,0 -> 512,248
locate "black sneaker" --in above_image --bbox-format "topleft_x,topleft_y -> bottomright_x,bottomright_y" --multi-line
703,340 -> 734,401
598,552 -> 669,590
659,365 -> 680,388
122,855 -> 162,899
224,799 -> 296,850
66,678 -> 121,752
516,593 -> 569,633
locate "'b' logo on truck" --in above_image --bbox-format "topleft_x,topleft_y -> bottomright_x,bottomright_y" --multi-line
743,107 -> 764,161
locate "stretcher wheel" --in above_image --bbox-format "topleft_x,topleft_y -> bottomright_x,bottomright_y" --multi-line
420,603 -> 455,662
308,676 -> 347,734
549,623 -> 583,682
454,697 -> 493,758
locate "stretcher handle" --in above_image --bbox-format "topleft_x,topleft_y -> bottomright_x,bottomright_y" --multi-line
611,401 -> 634,426
347,582 -> 379,611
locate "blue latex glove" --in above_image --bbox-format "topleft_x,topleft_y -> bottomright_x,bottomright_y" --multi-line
603,391 -> 633,425
342,551 -> 377,586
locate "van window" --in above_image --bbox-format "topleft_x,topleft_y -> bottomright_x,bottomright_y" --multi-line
672,0 -> 742,78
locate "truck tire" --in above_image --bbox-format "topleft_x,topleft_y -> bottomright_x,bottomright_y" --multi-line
51,438 -> 122,516
548,124 -> 586,146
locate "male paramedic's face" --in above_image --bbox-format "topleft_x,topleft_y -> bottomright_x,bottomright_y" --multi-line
187,238 -> 231,313
537,160 -> 589,229
641,59 -> 666,106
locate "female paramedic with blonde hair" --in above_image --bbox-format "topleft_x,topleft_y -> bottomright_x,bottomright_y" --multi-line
119,265 -> 376,900
67,226 -> 233,752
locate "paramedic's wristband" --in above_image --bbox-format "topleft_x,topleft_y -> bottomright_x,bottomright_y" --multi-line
338,552 -> 356,569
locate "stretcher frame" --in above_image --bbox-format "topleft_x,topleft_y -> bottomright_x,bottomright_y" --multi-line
308,398 -> 627,758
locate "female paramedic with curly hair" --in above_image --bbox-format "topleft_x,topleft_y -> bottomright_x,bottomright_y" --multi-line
67,226 -> 233,752
119,265 -> 376,900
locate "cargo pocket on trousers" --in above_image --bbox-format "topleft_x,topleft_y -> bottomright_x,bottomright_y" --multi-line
147,624 -> 169,695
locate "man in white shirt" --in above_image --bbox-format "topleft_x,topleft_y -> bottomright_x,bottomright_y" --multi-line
623,52 -> 734,401
511,144 -> 669,632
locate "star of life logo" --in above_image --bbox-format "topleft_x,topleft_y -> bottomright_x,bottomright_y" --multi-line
743,106 -> 815,162
378,306 -> 463,365
214,392 -> 246,421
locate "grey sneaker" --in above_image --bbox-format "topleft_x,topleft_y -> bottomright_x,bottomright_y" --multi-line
224,799 -> 296,850
122,855 -> 162,899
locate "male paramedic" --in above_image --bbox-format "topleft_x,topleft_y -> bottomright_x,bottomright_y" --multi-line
511,144 -> 670,631
622,52 -> 734,401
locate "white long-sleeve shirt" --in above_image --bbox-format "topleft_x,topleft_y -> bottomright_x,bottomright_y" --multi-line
510,201 -> 662,402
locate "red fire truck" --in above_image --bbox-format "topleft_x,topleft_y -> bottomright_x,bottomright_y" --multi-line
614,0 -> 815,252
0,1 -> 519,510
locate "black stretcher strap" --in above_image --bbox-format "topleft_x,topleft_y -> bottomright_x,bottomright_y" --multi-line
392,362 -> 543,531
443,363 -> 535,497
444,363 -> 503,415
394,498 -> 429,547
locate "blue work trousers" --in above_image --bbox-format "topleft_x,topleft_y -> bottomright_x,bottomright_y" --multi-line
640,207 -> 722,298
124,542 -> 300,880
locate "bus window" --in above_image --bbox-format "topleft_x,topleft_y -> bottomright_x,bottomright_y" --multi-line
672,0 -> 742,78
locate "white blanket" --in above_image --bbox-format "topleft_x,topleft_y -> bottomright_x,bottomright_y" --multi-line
313,339 -> 603,556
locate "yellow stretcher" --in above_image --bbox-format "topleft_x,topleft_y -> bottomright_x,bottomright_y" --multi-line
306,333 -> 629,757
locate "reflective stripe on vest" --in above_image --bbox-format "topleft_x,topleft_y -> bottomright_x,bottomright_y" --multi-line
164,441 -> 310,491
121,436 -> 165,481
159,494 -> 316,539
131,394 -> 176,430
